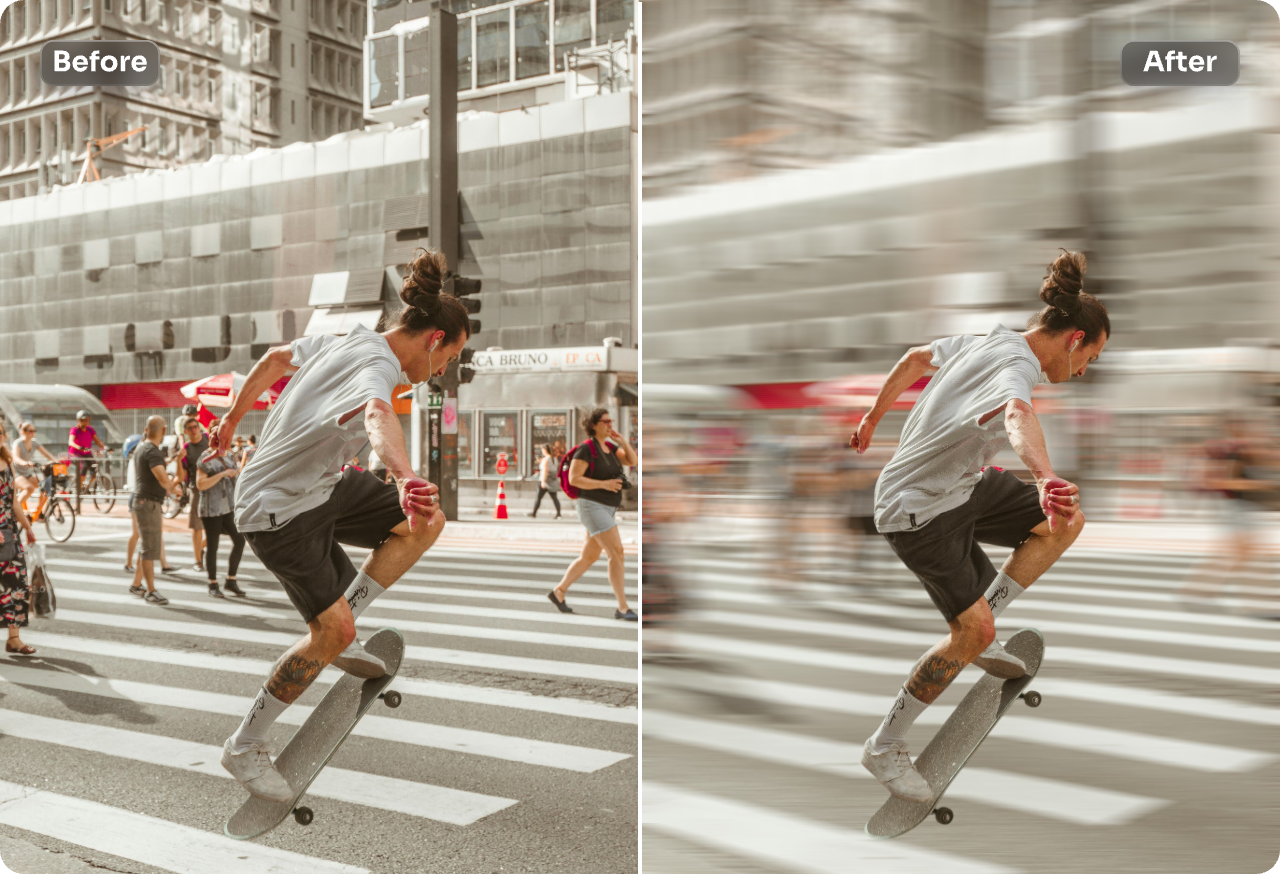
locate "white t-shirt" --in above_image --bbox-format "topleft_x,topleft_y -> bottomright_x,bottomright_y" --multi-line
873,326 -> 1042,533
234,325 -> 405,532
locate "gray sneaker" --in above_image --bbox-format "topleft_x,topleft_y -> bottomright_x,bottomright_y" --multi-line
973,640 -> 1027,679
862,738 -> 933,803
331,639 -> 387,679
220,739 -> 293,803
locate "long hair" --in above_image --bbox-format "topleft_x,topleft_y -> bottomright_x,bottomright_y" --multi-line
1026,249 -> 1111,346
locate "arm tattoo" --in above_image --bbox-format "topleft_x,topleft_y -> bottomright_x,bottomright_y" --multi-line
266,653 -> 324,703
905,652 -> 966,704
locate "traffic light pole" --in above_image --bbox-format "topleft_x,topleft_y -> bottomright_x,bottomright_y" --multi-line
428,1 -> 460,521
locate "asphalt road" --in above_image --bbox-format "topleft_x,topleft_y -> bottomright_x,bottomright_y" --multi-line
643,526 -> 1280,874
0,512 -> 637,874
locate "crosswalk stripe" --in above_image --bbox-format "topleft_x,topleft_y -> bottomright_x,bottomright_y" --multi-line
0,709 -> 516,825
644,781 -> 1017,874
644,710 -> 1168,825
46,562 -> 636,627
27,632 -> 636,724
45,610 -> 638,684
687,607 -> 1280,656
0,664 -> 630,772
673,630 -> 1280,687
650,666 -> 1280,729
0,777 -> 371,874
53,588 -> 637,653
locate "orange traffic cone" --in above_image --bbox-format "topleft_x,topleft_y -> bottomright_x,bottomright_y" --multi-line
493,480 -> 509,520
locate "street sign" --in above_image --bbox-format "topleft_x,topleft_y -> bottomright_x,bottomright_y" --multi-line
496,453 -> 508,475
426,394 -> 443,408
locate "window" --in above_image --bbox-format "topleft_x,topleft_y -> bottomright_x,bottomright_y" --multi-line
17,65 -> 25,98
368,34 -> 396,106
175,68 -> 183,96
207,78 -> 214,101
596,0 -> 632,43
554,0 -> 590,71
16,127 -> 24,157
481,411 -> 518,477
515,1 -> 548,81
349,60 -> 355,87
403,27 -> 428,98
458,14 -> 472,90
475,9 -> 508,88
457,410 -> 473,474
310,45 -> 318,75
349,7 -> 356,34
529,411 -> 568,477
173,6 -> 182,33
33,0 -> 41,28
335,0 -> 342,29
290,41 -> 294,66
290,98 -> 295,124
308,0 -> 314,20
33,123 -> 39,152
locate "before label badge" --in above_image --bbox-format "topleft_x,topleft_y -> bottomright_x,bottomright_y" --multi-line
41,40 -> 160,87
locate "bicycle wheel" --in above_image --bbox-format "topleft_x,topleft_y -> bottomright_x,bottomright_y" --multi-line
44,499 -> 75,543
162,488 -> 185,519
92,473 -> 117,513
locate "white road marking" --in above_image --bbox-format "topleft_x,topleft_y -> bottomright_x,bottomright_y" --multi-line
0,777 -> 372,874
644,710 -> 1167,825
644,781 -> 1017,874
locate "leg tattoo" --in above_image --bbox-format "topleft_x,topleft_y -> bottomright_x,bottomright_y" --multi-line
265,653 -> 324,704
905,652 -> 967,704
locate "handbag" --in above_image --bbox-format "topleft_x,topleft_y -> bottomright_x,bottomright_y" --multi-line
28,543 -> 55,619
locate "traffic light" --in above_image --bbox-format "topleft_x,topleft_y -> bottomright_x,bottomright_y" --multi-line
459,347 -> 475,385
447,271 -> 482,335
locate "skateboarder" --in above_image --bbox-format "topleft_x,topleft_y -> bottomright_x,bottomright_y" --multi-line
213,249 -> 470,802
850,250 -> 1107,803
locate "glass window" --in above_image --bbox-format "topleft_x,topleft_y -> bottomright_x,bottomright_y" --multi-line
596,0 -> 631,43
529,411 -> 568,476
481,411 -> 518,477
475,9 -> 509,87
554,0 -> 590,71
515,1 -> 548,80
403,27 -> 429,97
457,409 -> 473,474
458,13 -> 472,90
369,33 -> 398,106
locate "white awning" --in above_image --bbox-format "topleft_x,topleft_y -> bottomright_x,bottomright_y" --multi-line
303,306 -> 383,337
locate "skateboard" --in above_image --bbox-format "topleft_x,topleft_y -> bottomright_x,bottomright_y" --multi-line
225,628 -> 405,839
865,628 -> 1044,838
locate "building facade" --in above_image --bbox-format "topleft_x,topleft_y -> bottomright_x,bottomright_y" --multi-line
0,0 -> 367,200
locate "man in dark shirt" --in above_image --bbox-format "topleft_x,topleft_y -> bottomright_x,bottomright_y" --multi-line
131,417 -> 182,605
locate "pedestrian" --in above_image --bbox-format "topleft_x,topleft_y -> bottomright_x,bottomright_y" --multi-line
173,404 -> 198,444
852,249 -> 1107,802
130,417 -> 181,605
548,408 -> 639,620
11,422 -> 56,512
213,246 -> 468,802
232,435 -> 248,466
124,430 -> 174,573
529,443 -> 562,518
243,435 -> 258,467
0,433 -> 39,655
196,444 -> 247,599
179,418 -> 210,572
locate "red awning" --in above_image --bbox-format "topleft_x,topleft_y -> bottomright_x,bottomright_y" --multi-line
100,377 -> 291,411
736,376 -> 931,411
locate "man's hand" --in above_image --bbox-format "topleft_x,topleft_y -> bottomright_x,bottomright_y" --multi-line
1037,475 -> 1080,534
396,476 -> 441,531
850,415 -> 877,454
214,418 -> 238,454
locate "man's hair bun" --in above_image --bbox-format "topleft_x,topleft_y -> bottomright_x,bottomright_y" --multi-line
1038,248 -> 1087,314
400,248 -> 449,317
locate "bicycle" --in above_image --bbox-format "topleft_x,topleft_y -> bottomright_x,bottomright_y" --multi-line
27,463 -> 76,543
72,451 -> 116,514
162,459 -> 189,520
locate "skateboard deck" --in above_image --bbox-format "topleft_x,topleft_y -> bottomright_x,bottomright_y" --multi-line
225,628 -> 405,840
865,628 -> 1044,839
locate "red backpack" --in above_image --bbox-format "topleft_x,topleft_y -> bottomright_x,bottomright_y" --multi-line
558,440 -> 616,499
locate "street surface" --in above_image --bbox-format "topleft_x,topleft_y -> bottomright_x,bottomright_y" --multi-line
644,520 -> 1280,874
0,511 -> 637,874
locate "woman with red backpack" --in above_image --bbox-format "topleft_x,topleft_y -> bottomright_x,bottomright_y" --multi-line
548,408 -> 638,620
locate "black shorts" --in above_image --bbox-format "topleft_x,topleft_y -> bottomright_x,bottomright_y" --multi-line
882,467 -> 1045,624
243,467 -> 405,624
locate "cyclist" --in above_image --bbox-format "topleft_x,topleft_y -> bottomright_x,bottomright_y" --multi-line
69,411 -> 109,489
11,423 -> 56,512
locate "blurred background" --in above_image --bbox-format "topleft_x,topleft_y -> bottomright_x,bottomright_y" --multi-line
640,1 -> 1280,872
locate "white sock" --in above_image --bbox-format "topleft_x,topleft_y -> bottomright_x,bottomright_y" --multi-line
870,686 -> 930,753
984,571 -> 1025,620
343,571 -> 386,622
230,686 -> 290,753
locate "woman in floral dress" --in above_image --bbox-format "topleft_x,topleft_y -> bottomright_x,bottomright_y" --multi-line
0,437 -> 38,654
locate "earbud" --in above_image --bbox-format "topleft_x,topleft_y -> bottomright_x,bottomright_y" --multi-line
430,339 -> 440,352
1070,339 -> 1080,352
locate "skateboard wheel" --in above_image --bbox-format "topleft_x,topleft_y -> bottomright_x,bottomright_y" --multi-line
293,806 -> 313,826
381,690 -> 402,708
934,807 -> 954,825
1021,691 -> 1042,708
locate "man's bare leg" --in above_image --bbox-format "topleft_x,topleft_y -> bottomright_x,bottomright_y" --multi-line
999,513 -> 1086,591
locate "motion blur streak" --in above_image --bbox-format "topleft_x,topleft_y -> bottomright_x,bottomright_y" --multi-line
641,2 -> 1280,872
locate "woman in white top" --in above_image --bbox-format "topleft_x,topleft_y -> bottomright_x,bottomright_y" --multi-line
11,423 -> 57,511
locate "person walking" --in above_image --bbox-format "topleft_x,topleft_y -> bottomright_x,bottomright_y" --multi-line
213,247 -> 468,802
0,435 -> 39,655
130,417 -> 182,605
853,249 -> 1108,802
529,443 -> 562,519
179,418 -> 210,572
11,423 -> 56,512
196,445 -> 248,599
548,409 -> 638,620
